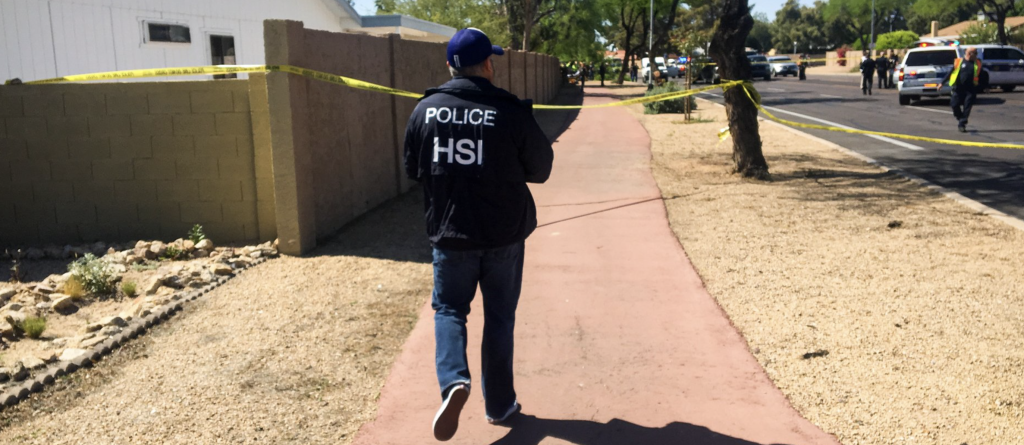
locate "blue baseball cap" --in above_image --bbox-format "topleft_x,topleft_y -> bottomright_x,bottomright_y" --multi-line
447,28 -> 504,69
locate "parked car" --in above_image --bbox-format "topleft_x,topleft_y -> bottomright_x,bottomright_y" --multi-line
896,45 -> 1019,105
767,56 -> 798,77
641,57 -> 670,83
748,55 -> 772,81
665,58 -> 682,78
975,44 -> 1024,92
694,59 -> 719,84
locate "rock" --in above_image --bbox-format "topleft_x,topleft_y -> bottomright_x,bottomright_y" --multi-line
59,348 -> 89,362
35,350 -> 58,363
143,275 -> 165,295
107,247 -> 117,255
212,264 -> 234,276
98,316 -> 127,327
195,239 -> 214,250
162,275 -> 189,289
81,336 -> 107,348
81,323 -> 102,334
43,245 -> 64,259
1,302 -> 23,312
34,293 -> 51,303
192,249 -> 210,258
51,338 -> 68,347
183,240 -> 195,251
35,302 -> 51,311
10,362 -> 28,381
135,240 -> 151,250
20,356 -> 45,370
0,368 -> 9,383
125,254 -> 143,264
248,250 -> 263,259
0,288 -> 16,302
25,248 -> 45,260
90,242 -> 107,255
98,325 -> 122,337
50,294 -> 77,312
229,256 -> 253,268
4,310 -> 26,328
33,284 -> 55,295
150,241 -> 167,257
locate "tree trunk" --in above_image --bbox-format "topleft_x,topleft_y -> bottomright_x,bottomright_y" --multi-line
709,0 -> 769,179
995,14 -> 1008,45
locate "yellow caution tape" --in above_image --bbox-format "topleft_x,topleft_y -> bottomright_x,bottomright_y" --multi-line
727,81 -> 1024,150
7,64 -> 1022,150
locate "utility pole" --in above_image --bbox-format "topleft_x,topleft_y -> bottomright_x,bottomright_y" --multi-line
648,0 -> 654,88
793,41 -> 797,54
870,0 -> 876,56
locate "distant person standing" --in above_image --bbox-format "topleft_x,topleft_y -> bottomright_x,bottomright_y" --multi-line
875,52 -> 890,89
599,62 -> 607,86
941,46 -> 982,132
887,51 -> 899,89
630,63 -> 639,82
578,63 -> 586,91
798,54 -> 808,81
860,54 -> 876,95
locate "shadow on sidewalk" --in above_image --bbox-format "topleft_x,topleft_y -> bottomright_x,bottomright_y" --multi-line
306,190 -> 432,264
490,415 -> 792,445
535,86 -> 584,142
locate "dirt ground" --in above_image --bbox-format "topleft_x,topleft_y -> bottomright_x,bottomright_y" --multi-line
0,191 -> 433,444
618,88 -> 1024,444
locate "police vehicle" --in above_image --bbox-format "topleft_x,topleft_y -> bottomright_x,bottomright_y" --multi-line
898,44 -> 1024,105
767,56 -> 798,77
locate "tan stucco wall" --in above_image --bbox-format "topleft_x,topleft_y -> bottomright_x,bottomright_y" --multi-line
0,80 -> 265,247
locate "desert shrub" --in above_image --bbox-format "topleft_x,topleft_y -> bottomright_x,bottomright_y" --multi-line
19,316 -> 46,339
63,276 -> 87,298
188,224 -> 207,244
643,82 -> 697,115
163,245 -> 184,260
68,254 -> 116,296
121,281 -> 137,297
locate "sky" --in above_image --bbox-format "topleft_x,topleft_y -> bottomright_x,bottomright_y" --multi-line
351,0 -> 803,27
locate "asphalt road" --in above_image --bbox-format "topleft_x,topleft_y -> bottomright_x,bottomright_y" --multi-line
681,75 -> 1024,220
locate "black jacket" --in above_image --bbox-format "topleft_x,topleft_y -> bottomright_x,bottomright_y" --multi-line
404,76 -> 554,250
860,58 -> 876,75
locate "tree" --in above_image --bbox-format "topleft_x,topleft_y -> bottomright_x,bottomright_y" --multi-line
532,0 -> 605,61
375,0 -> 511,46
602,0 -> 651,83
824,0 -> 913,53
747,12 -> 773,52
875,30 -> 918,49
976,0 -> 1020,44
959,21 -> 1024,44
709,0 -> 769,179
770,0 -> 851,53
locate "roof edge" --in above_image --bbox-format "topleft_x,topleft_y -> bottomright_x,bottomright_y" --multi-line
361,14 -> 456,38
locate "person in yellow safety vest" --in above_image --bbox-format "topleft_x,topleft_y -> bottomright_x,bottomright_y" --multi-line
941,47 -> 982,133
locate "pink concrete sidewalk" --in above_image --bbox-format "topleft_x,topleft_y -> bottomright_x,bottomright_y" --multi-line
353,87 -> 840,445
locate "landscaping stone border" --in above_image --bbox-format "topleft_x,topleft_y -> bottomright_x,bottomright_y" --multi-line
0,256 -> 271,409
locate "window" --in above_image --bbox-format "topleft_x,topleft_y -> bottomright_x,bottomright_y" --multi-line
147,22 -> 191,43
905,50 -> 957,67
982,48 -> 1024,60
210,35 -> 237,79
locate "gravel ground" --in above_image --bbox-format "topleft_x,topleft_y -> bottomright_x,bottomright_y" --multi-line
0,192 -> 433,444
629,95 -> 1024,444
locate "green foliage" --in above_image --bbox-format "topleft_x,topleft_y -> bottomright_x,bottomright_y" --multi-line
188,224 -> 206,244
19,316 -> 46,339
62,276 -> 87,298
875,30 -> 919,50
747,13 -> 774,52
68,253 -> 116,296
121,281 -> 137,297
163,245 -> 184,261
824,0 -> 914,49
376,0 -> 510,46
643,82 -> 697,115
959,22 -> 1024,45
772,0 -> 853,53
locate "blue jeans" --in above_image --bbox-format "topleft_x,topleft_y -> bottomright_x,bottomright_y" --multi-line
432,241 -> 524,419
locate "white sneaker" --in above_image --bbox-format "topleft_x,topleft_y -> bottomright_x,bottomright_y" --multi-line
432,384 -> 469,441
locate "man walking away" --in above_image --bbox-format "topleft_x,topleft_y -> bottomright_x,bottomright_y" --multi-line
941,46 -> 982,133
860,54 -> 876,95
798,54 -> 808,81
875,52 -> 889,90
404,27 -> 554,442
600,62 -> 607,86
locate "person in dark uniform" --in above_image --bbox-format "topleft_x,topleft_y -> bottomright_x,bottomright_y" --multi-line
941,46 -> 982,132
798,53 -> 808,80
860,54 -> 876,95
875,52 -> 890,89
404,27 -> 554,441
887,51 -> 899,89
630,62 -> 639,82
599,62 -> 607,86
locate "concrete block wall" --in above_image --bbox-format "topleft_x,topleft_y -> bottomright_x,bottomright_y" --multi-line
0,20 -> 563,253
264,20 -> 563,255
0,80 -> 264,247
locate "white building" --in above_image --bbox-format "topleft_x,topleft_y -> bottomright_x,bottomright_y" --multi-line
0,0 -> 455,82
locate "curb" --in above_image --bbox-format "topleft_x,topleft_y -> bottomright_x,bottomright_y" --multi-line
0,256 -> 273,410
699,98 -> 1024,233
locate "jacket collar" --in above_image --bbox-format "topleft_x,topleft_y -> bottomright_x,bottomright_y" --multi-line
422,76 -> 520,102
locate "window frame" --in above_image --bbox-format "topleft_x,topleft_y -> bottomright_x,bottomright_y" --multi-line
142,20 -> 193,45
